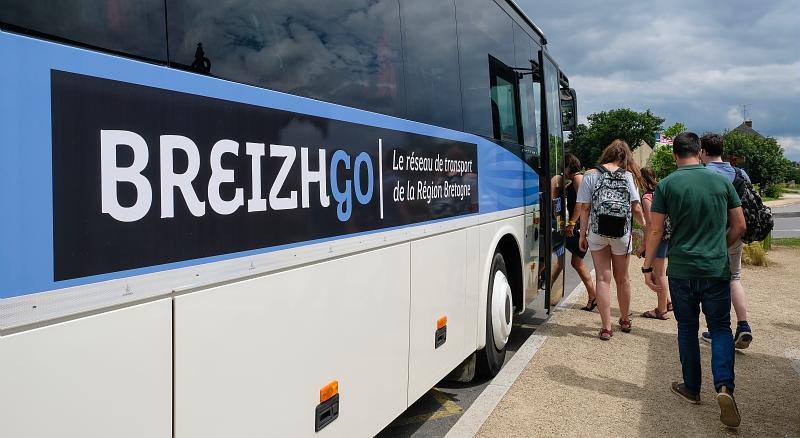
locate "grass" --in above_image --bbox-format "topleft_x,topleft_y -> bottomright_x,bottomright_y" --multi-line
773,237 -> 800,248
742,242 -> 769,266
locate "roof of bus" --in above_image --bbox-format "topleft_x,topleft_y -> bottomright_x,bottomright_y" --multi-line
505,0 -> 548,45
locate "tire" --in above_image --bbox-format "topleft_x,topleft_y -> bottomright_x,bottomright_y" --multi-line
476,252 -> 513,377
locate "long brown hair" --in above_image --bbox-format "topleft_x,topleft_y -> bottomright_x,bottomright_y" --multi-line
640,167 -> 658,193
597,139 -> 642,188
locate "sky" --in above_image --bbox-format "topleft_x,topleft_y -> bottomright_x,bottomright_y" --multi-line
517,0 -> 800,160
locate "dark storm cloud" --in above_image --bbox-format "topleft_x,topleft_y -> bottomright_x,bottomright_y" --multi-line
518,0 -> 800,159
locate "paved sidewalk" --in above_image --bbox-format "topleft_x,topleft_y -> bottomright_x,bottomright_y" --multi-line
766,193 -> 800,209
476,247 -> 800,437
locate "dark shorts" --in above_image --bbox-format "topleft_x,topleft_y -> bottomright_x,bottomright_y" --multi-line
565,224 -> 587,259
655,239 -> 669,259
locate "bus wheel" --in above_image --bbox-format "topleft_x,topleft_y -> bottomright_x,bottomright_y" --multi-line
477,252 -> 512,377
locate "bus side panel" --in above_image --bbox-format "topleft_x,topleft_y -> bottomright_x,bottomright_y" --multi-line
0,300 -> 172,438
174,244 -> 411,438
464,227 -> 481,357
407,230 -> 467,403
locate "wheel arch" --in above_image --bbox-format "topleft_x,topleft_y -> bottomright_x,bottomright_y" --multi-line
476,226 -> 524,350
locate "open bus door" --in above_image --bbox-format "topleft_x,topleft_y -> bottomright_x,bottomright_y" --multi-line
539,50 -> 566,312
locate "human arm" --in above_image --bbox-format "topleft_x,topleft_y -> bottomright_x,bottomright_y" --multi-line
725,179 -> 745,246
642,211 -> 665,291
632,201 -> 646,228
626,172 -> 645,227
578,202 -> 590,251
727,207 -> 746,246
635,195 -> 653,257
565,174 -> 583,237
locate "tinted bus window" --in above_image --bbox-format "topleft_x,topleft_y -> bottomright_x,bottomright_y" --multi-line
456,0 -> 515,138
514,24 -> 539,149
489,56 -> 520,143
167,0 -> 406,117
0,0 -> 167,61
400,0 -> 463,131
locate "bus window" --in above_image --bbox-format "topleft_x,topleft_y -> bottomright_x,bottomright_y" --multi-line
514,24 -> 540,151
456,0 -> 515,139
0,0 -> 167,62
399,0 -> 464,131
166,0 -> 406,117
489,56 -> 521,143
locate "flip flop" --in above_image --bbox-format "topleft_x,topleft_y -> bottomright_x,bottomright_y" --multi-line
641,308 -> 670,320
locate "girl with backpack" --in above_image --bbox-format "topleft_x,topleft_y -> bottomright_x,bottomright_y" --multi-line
576,140 -> 646,340
635,167 -> 672,320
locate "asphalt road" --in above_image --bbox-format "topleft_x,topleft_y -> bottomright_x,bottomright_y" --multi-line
772,200 -> 800,238
377,256 -> 592,438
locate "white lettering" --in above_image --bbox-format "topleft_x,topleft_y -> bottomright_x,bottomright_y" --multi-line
300,147 -> 330,208
269,144 -> 298,210
208,139 -> 244,215
100,130 -> 152,222
160,135 -> 205,218
246,142 -> 267,212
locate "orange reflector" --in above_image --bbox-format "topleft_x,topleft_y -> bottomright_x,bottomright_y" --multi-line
320,380 -> 339,403
437,316 -> 448,330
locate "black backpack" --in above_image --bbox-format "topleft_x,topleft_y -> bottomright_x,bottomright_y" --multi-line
590,166 -> 631,238
732,168 -> 773,243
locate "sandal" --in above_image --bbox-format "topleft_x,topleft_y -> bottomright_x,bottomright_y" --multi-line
641,308 -> 670,320
599,328 -> 613,340
619,318 -> 632,333
581,297 -> 597,312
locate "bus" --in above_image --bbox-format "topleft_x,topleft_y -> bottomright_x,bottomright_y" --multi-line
0,1 -> 576,436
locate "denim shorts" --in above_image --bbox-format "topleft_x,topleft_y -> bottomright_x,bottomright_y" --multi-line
655,240 -> 669,259
587,232 -> 631,255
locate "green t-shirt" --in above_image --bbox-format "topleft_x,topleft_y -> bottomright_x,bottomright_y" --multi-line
651,164 -> 741,279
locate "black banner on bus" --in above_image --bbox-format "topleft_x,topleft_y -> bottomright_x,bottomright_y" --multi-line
51,71 -> 478,280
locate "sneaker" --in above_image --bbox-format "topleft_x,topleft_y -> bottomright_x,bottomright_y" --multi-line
716,386 -> 741,427
671,382 -> 700,404
701,331 -> 712,343
735,323 -> 753,349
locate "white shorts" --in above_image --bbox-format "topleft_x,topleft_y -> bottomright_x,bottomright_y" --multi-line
588,232 -> 632,256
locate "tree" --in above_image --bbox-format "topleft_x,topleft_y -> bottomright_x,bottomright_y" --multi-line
648,144 -> 677,180
723,130 -> 788,193
663,122 -> 687,139
567,108 -> 665,166
787,161 -> 800,185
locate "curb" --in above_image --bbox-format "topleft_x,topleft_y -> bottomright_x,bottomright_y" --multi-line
773,212 -> 800,218
444,275 -> 591,438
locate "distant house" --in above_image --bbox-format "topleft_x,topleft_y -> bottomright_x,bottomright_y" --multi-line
728,120 -> 762,166
733,120 -> 763,138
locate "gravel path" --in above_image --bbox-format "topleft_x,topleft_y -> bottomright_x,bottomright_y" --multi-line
477,246 -> 800,437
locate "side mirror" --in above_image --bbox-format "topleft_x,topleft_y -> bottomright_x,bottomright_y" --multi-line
559,88 -> 577,131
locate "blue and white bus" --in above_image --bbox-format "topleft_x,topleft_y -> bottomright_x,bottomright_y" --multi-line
0,1 -> 576,436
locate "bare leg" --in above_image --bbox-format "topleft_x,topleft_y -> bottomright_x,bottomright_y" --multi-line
653,258 -> 669,313
730,280 -> 748,322
611,252 -> 632,320
590,246 -> 613,331
571,253 -> 596,300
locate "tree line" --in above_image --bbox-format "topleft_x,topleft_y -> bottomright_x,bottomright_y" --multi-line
566,108 -> 795,197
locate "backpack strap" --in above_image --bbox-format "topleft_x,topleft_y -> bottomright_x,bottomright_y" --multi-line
732,167 -> 746,197
595,165 -> 609,174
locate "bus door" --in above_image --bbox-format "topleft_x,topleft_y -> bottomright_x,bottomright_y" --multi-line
520,58 -> 542,307
539,50 -> 566,311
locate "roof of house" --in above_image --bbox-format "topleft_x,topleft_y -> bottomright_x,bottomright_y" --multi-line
733,120 -> 763,138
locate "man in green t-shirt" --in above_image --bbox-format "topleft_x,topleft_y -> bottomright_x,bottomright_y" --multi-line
641,132 -> 746,428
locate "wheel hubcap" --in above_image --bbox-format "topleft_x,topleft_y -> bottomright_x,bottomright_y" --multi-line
491,270 -> 513,349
